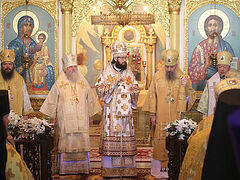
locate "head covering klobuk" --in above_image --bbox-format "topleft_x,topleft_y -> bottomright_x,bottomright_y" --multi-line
228,110 -> 240,172
215,78 -> 240,105
202,78 -> 240,179
62,53 -> 77,69
0,90 -> 10,117
217,50 -> 233,66
161,49 -> 178,66
0,49 -> 15,63
111,41 -> 127,58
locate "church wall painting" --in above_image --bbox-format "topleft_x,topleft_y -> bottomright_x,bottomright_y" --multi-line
186,3 -> 240,91
1,1 -> 58,95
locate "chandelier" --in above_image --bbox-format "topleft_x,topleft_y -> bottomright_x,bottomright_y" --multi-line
91,0 -> 155,26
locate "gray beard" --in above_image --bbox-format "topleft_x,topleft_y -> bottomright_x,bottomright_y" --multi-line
165,71 -> 176,81
65,70 -> 80,83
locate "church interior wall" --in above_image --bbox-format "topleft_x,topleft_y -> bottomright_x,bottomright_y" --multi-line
0,0 -> 239,123
2,0 -> 240,178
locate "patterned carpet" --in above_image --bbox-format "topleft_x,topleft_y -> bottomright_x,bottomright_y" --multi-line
89,147 -> 152,162
90,147 -> 152,178
53,147 -> 153,180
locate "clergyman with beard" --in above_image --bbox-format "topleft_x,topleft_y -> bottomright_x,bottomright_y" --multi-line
95,41 -> 140,178
188,15 -> 235,91
142,49 -> 196,179
40,53 -> 101,177
0,49 -> 33,116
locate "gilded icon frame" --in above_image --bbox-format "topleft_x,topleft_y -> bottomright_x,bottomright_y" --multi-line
185,0 -> 240,91
1,0 -> 59,96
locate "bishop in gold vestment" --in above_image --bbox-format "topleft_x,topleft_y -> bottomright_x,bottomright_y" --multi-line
0,49 -> 33,116
40,54 -> 102,175
143,49 -> 196,178
180,77 -> 240,180
95,42 -> 140,178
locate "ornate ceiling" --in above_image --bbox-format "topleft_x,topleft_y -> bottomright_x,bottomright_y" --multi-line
68,0 -> 170,36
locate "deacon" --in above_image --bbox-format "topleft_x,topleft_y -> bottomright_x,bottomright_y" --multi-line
142,49 -> 196,179
0,49 -> 33,116
197,50 -> 239,117
95,41 -> 140,178
40,54 -> 102,176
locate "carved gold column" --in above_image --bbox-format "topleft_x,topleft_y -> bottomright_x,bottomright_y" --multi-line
146,45 -> 153,89
60,0 -> 72,55
168,0 -> 181,51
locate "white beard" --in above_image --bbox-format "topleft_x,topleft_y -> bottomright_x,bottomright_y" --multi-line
65,70 -> 81,83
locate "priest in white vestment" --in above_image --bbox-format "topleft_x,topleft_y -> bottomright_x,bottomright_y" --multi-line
40,54 -> 102,176
197,50 -> 239,117
95,41 -> 140,178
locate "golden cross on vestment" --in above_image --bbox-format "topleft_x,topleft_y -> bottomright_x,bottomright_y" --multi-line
59,81 -> 68,88
121,94 -> 127,100
16,162 -> 23,172
9,148 -> 15,157
107,75 -> 114,83
126,76 -> 132,85
115,124 -> 122,131
78,80 -> 86,88
6,168 -> 15,178
121,104 -> 128,111
116,44 -> 123,49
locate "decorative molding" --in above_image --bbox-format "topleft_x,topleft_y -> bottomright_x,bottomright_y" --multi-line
185,0 -> 240,18
1,0 -> 59,90
59,0 -> 73,13
72,0 -> 95,36
145,0 -> 170,36
169,0 -> 182,14
184,0 -> 240,74
71,0 -> 170,36
30,97 -> 45,111
1,0 -> 58,24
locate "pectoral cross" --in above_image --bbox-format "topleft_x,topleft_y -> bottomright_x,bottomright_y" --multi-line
126,76 -> 132,85
121,104 -> 128,111
115,124 -> 121,131
107,75 -> 114,83
166,96 -> 174,103
75,97 -> 79,104
121,94 -> 127,100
